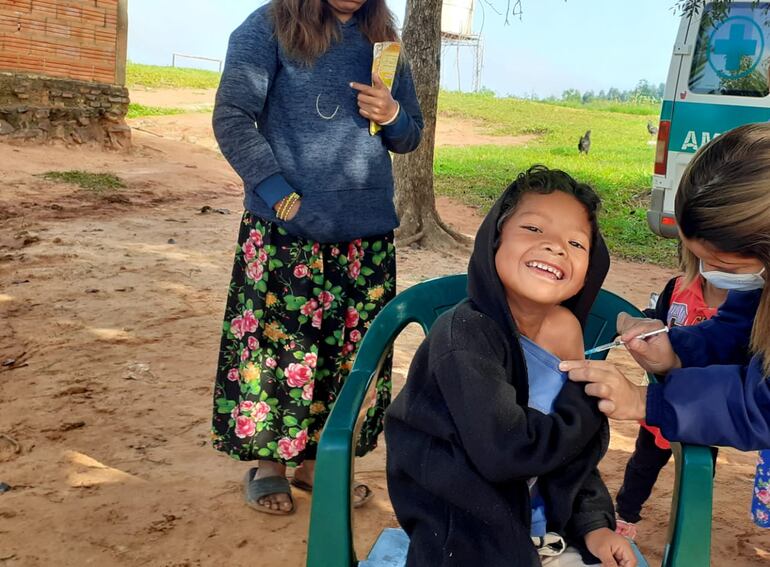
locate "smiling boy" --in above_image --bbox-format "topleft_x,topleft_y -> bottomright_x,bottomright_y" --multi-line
385,166 -> 636,567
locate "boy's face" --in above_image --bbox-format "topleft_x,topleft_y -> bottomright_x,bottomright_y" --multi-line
495,191 -> 592,309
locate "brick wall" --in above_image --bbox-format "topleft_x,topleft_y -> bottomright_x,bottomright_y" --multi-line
0,0 -> 127,86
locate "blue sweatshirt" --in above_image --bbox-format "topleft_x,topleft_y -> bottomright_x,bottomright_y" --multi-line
646,289 -> 770,450
212,6 -> 423,243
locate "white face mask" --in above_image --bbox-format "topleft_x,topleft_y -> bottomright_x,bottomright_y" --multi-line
699,260 -> 766,291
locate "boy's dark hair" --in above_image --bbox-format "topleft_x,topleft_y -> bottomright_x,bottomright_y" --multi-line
496,165 -> 601,245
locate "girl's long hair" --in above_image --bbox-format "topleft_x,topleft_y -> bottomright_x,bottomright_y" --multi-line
271,0 -> 398,64
676,123 -> 770,375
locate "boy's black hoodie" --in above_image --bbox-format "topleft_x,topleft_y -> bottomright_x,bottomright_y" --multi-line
385,188 -> 613,566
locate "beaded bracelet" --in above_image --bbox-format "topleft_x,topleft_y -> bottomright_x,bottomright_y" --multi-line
276,192 -> 300,221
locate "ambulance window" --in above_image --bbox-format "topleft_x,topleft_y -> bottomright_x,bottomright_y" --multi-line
688,2 -> 770,97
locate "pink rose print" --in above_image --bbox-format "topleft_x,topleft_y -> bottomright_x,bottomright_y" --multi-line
342,342 -> 355,356
265,357 -> 277,369
757,510 -> 769,523
227,368 -> 240,382
312,308 -> 323,329
347,243 -> 358,262
345,306 -> 359,329
246,261 -> 264,282
294,429 -> 309,452
286,363 -> 312,388
302,382 -> 314,401
230,317 -> 245,339
331,247 -> 340,257
294,264 -> 309,278
248,336 -> 259,351
249,229 -> 263,247
258,248 -> 268,264
277,437 -> 299,460
318,291 -> 334,311
350,329 -> 362,343
240,400 -> 256,413
231,406 -> 239,419
312,242 -> 321,255
303,352 -> 317,368
234,415 -> 256,439
301,299 -> 319,316
242,310 -> 258,334
254,401 -> 271,422
240,348 -> 250,362
757,488 -> 770,506
242,240 -> 257,262
348,259 -> 361,280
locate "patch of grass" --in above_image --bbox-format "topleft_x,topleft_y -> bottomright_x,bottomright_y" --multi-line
126,61 -> 221,89
435,91 -> 677,265
41,171 -> 126,192
126,103 -> 213,119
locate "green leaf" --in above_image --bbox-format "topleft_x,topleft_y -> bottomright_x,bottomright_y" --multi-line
365,303 -> 377,311
284,295 -> 307,311
289,389 -> 302,400
268,259 -> 284,270
266,398 -> 279,407
245,298 -> 254,311
360,311 -> 369,321
259,390 -> 268,401
312,275 -> 324,285
293,351 -> 305,360
361,267 -> 375,277
324,336 -> 338,345
356,276 -> 366,286
338,255 -> 348,266
372,240 -> 382,252
289,427 -> 300,437
283,415 -> 299,426
372,253 -> 384,266
216,399 -> 236,414
237,293 -> 246,305
256,280 -> 268,293
267,441 -> 278,450
298,315 -> 308,324
257,448 -> 272,457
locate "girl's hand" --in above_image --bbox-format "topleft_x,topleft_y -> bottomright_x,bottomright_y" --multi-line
585,527 -> 638,567
617,312 -> 681,374
350,74 -> 399,125
559,360 -> 647,420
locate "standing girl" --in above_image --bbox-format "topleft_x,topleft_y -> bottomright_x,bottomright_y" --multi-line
211,0 -> 423,515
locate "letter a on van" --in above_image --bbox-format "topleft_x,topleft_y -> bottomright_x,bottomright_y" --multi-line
648,2 -> 770,237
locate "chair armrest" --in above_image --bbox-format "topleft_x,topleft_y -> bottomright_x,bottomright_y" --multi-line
307,368 -> 375,567
662,443 -> 714,567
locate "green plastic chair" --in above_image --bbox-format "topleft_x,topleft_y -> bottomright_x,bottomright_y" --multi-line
306,274 -> 713,567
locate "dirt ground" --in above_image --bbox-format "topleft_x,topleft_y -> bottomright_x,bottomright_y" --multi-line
0,93 -> 767,567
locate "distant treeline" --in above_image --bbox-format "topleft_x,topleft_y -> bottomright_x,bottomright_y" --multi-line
481,80 -> 666,104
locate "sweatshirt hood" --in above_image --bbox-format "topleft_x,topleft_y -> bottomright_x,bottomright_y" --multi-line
467,187 -> 610,340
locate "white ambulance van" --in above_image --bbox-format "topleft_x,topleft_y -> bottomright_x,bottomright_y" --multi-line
648,1 -> 770,238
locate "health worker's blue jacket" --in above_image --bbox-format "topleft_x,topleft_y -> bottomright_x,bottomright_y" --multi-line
646,289 -> 770,450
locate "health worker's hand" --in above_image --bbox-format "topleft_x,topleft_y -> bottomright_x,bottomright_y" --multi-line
559,359 -> 647,421
584,527 -> 638,567
273,195 -> 301,221
350,74 -> 399,125
617,312 -> 681,375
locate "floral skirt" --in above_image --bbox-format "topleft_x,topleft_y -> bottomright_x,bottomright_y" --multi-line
211,213 -> 396,466
752,449 -> 770,527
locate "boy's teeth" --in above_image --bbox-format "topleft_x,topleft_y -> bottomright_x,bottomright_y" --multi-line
527,261 -> 563,279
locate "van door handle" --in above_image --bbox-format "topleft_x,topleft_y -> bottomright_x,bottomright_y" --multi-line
673,43 -> 693,56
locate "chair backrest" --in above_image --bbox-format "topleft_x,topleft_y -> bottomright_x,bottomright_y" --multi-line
306,275 -> 712,567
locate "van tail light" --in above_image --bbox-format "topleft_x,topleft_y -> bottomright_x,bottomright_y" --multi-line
654,120 -> 671,176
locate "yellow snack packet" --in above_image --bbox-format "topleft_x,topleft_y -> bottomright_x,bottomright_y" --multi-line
370,41 -> 401,136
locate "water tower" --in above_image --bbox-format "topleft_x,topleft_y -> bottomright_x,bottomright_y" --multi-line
441,0 -> 483,92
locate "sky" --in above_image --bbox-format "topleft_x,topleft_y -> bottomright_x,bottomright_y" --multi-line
126,0 -> 683,98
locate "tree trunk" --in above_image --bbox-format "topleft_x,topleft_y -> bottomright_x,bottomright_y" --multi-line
394,0 -> 471,251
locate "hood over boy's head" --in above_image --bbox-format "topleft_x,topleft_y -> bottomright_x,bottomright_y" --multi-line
467,165 -> 609,338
